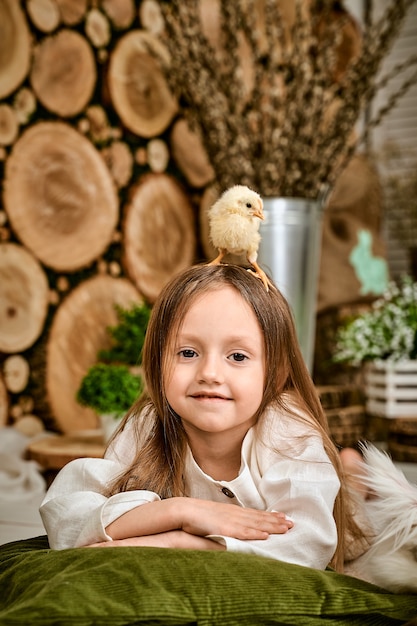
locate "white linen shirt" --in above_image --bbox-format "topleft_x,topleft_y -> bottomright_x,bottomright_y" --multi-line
40,405 -> 340,569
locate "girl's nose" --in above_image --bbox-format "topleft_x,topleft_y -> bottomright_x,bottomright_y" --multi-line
197,353 -> 224,384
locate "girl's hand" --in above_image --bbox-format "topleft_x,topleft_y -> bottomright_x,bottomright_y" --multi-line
176,498 -> 293,540
104,497 -> 292,543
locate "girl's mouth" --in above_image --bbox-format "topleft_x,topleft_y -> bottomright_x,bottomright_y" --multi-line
191,393 -> 231,401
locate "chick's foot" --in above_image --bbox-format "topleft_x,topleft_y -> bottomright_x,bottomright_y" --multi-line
247,262 -> 270,292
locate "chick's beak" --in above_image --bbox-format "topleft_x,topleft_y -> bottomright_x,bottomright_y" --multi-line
251,200 -> 264,220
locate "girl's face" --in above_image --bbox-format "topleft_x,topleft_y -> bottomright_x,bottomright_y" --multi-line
165,286 -> 265,448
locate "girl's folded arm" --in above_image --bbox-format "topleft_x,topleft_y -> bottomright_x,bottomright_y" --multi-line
40,457 -> 161,549
105,496 -> 292,541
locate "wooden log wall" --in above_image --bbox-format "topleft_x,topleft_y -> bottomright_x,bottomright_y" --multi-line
0,0 -> 382,435
0,0 -> 209,434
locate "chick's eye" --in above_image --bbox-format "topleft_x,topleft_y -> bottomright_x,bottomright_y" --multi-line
179,349 -> 197,359
229,352 -> 247,362
246,202 -> 252,208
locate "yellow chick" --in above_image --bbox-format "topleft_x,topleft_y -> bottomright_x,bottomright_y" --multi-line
208,185 -> 270,290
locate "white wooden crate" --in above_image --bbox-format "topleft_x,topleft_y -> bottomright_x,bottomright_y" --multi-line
364,360 -> 417,418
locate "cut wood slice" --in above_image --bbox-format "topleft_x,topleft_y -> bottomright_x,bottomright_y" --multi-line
108,30 -> 178,138
55,0 -> 88,25
102,0 -> 135,30
170,118 -> 214,188
0,104 -> 19,146
30,29 -> 96,117
147,138 -> 169,173
0,373 -> 9,427
13,414 -> 45,437
4,121 -> 119,272
85,8 -> 111,48
27,432 -> 105,469
0,0 -> 31,99
123,173 -> 196,302
85,104 -> 111,142
139,0 -> 164,35
0,243 -> 49,353
46,275 -> 143,433
13,87 -> 37,125
101,140 -> 133,188
27,0 -> 61,33
3,355 -> 30,394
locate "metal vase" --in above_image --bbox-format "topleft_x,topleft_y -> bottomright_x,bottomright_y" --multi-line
257,197 -> 325,372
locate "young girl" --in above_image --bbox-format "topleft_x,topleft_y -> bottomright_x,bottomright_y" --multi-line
40,264 -> 363,572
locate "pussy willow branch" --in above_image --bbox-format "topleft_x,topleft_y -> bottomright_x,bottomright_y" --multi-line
365,69 -> 417,142
158,0 -> 417,199
373,53 -> 417,94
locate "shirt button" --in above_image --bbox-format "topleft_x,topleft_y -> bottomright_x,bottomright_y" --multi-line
221,487 -> 235,499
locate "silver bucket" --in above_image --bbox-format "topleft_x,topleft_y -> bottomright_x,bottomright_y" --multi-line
257,197 -> 325,372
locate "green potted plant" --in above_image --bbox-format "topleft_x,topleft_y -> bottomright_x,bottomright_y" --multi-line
98,303 -> 151,367
77,363 -> 143,440
76,303 -> 150,440
334,276 -> 417,418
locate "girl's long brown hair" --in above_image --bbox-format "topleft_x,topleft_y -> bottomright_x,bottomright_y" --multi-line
108,264 -> 366,571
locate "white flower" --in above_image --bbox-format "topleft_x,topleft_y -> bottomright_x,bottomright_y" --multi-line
334,276 -> 417,365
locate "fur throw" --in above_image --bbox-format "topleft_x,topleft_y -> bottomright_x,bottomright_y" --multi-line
345,443 -> 417,594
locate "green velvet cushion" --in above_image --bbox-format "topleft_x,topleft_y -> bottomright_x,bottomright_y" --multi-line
0,536 -> 416,625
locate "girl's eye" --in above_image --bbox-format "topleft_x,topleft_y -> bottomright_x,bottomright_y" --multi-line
229,352 -> 247,362
179,349 -> 197,359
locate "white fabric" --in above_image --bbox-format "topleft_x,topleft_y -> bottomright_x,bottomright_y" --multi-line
0,427 -> 46,506
40,405 -> 339,569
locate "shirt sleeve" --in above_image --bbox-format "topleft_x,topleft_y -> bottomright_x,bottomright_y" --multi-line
208,414 -> 340,569
40,455 -> 160,549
